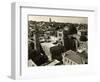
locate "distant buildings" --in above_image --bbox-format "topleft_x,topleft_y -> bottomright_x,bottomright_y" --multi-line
77,24 -> 88,36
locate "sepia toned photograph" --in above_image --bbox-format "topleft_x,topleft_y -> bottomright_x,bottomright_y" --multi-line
28,15 -> 88,67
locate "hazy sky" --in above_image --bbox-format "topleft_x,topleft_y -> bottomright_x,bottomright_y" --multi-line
28,15 -> 88,24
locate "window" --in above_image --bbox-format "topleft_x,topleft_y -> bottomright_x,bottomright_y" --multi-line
59,33 -> 62,37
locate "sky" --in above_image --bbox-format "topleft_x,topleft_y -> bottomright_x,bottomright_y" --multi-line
28,15 -> 88,24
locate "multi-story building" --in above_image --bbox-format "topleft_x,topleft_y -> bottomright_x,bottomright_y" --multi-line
62,50 -> 84,65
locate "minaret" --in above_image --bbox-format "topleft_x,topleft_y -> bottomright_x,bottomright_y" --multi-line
49,18 -> 52,23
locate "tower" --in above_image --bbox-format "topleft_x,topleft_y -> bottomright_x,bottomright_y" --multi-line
57,29 -> 64,46
49,18 -> 52,23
